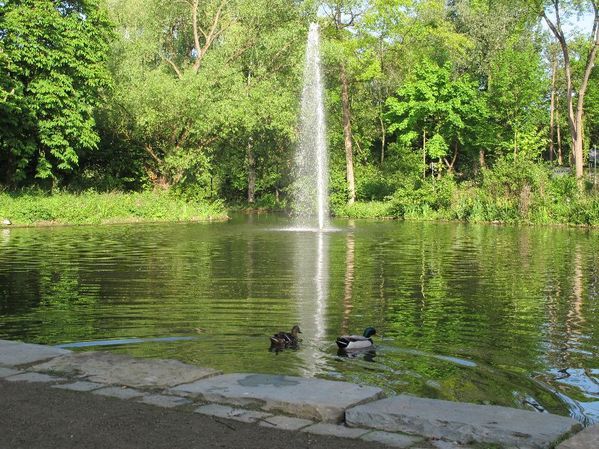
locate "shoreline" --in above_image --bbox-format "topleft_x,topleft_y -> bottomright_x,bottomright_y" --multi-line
1,339 -> 595,449
0,215 -> 230,229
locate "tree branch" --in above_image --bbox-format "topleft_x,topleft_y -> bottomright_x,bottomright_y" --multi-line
192,0 -> 226,73
145,144 -> 162,164
543,9 -> 576,137
191,0 -> 205,70
576,8 -> 599,124
162,56 -> 183,79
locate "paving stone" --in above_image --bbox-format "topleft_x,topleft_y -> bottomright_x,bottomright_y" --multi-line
171,373 -> 384,423
361,431 -> 424,448
138,394 -> 192,408
5,372 -> 66,383
0,340 -> 70,366
32,351 -> 220,388
430,440 -> 472,449
0,367 -> 21,377
345,395 -> 582,449
92,386 -> 144,400
52,381 -> 105,392
302,423 -> 370,439
194,404 -> 272,423
556,423 -> 599,449
258,415 -> 314,430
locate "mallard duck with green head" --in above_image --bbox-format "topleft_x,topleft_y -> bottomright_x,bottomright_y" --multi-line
270,325 -> 302,349
336,327 -> 376,350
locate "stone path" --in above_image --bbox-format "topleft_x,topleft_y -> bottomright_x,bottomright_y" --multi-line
0,339 -> 592,449
170,373 -> 384,422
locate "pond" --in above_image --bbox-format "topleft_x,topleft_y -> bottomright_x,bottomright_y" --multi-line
0,215 -> 597,424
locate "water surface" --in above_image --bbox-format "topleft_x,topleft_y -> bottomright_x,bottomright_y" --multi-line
0,216 -> 597,424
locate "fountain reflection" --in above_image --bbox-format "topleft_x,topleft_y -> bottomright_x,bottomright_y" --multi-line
342,228 -> 355,334
294,230 -> 328,376
1,228 -> 10,246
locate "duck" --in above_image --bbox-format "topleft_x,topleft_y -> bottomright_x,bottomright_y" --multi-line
270,325 -> 302,349
336,327 -> 376,350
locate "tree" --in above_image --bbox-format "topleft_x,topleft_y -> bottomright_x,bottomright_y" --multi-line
386,61 -> 487,176
540,0 -> 599,180
100,0 -> 305,202
0,0 -> 112,186
322,0 -> 368,205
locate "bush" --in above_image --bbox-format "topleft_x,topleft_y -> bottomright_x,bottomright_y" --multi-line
388,175 -> 457,220
334,201 -> 392,218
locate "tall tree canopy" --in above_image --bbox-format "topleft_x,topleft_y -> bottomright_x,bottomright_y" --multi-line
1,0 -> 598,223
0,0 -> 112,185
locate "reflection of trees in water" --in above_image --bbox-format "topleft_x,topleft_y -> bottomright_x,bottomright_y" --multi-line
335,221 -> 596,414
544,242 -> 594,369
1,219 -> 597,416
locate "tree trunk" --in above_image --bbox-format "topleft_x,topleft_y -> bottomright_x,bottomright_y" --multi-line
543,6 -> 599,180
422,129 -> 427,179
340,64 -> 355,204
549,56 -> 558,161
479,149 -> 486,170
247,138 -> 256,204
379,113 -> 386,165
556,101 -> 563,165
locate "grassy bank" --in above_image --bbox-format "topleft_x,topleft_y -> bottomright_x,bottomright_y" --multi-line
335,195 -> 599,226
0,190 -> 228,226
333,170 -> 599,227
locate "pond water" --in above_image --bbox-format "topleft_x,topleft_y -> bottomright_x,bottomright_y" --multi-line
0,215 -> 597,424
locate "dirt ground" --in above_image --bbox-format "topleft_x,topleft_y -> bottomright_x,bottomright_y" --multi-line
0,379 -> 391,449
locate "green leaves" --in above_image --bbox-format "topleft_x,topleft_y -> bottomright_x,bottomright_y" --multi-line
0,0 -> 113,185
386,61 -> 485,161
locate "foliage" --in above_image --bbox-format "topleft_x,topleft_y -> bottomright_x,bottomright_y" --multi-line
386,61 -> 488,173
334,200 -> 392,218
0,190 -> 226,225
0,0 -> 113,185
0,0 -> 597,226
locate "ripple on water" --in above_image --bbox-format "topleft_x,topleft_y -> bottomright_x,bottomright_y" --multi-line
0,217 -> 597,424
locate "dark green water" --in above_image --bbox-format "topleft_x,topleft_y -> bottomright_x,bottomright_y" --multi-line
0,215 -> 597,424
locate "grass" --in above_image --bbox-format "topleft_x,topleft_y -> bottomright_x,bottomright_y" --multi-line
0,190 -> 228,226
334,201 -> 393,219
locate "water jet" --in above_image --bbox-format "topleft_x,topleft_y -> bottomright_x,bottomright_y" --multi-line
293,23 -> 329,231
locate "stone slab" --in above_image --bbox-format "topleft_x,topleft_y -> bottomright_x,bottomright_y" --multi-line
52,381 -> 105,392
302,423 -> 370,439
138,394 -> 192,409
5,372 -> 66,383
92,386 -> 144,400
345,395 -> 582,449
557,423 -> 599,449
171,373 -> 384,423
0,367 -> 21,377
430,440 -> 472,449
32,351 -> 220,388
361,431 -> 423,448
194,404 -> 272,423
0,340 -> 70,366
258,415 -> 314,431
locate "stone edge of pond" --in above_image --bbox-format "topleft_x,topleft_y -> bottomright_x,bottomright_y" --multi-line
0,340 -> 591,449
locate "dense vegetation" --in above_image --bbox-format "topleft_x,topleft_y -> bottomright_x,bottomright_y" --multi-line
1,0 -> 598,225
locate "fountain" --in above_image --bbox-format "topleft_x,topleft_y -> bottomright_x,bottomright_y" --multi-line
293,23 -> 330,231
288,24 -> 331,373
